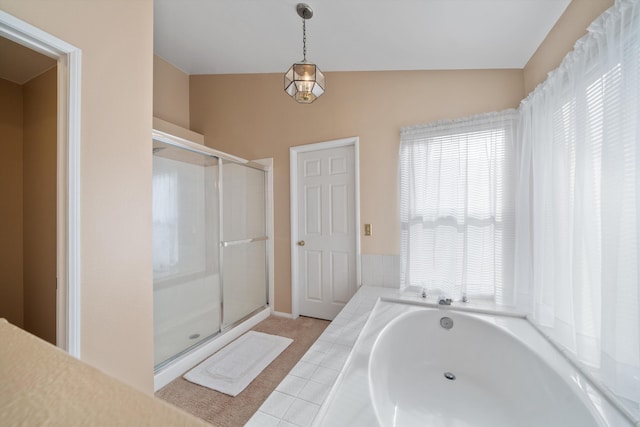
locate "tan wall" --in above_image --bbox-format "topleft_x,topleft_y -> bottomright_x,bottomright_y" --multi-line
523,0 -> 614,94
0,78 -> 24,327
190,70 -> 525,313
154,55 -> 190,129
22,67 -> 57,345
0,1 -> 155,393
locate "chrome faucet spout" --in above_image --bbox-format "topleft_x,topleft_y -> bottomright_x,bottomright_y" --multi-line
438,297 -> 452,305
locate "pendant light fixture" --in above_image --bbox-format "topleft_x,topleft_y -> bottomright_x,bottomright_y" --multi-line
284,3 -> 325,104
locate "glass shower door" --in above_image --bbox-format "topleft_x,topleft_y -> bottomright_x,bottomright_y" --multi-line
152,140 -> 220,368
220,160 -> 268,329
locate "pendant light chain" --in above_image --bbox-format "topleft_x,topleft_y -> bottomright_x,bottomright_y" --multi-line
302,17 -> 307,62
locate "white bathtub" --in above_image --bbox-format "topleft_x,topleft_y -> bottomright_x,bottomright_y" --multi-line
314,298 -> 635,427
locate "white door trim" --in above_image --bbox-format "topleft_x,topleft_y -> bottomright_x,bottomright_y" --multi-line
290,137 -> 361,319
0,11 -> 82,357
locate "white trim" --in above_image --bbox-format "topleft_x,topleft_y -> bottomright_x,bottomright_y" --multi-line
152,117 -> 205,145
354,141 -> 362,289
0,11 -> 82,358
290,137 -> 362,319
253,158 -> 275,314
153,307 -> 270,391
272,311 -> 295,319
152,129 -> 250,165
64,47 -> 82,359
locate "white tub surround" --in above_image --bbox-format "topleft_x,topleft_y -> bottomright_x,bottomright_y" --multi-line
248,286 -> 637,427
360,254 -> 400,288
247,287 -> 383,427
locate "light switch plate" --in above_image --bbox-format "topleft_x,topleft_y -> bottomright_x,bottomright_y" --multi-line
364,223 -> 372,236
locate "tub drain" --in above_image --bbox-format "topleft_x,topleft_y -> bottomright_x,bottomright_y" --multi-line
444,372 -> 456,380
189,333 -> 200,340
440,317 -> 454,329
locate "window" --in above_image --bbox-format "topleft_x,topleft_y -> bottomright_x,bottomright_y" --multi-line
400,111 -> 518,303
517,0 -> 640,411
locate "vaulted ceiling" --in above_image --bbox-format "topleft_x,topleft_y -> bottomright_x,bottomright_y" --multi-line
154,0 -> 571,75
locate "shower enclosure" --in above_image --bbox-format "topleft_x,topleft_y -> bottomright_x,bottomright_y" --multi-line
152,132 -> 268,371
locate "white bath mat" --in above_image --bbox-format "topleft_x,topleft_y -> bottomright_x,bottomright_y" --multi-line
183,331 -> 293,396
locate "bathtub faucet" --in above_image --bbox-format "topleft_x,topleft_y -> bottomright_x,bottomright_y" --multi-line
438,296 -> 452,305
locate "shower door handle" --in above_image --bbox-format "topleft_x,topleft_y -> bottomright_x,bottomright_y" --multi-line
221,236 -> 268,247
298,240 -> 305,246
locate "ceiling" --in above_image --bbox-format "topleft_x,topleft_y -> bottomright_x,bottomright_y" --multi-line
154,0 -> 571,75
0,36 -> 56,85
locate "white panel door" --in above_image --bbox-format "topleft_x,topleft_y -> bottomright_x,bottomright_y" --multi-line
297,145 -> 356,320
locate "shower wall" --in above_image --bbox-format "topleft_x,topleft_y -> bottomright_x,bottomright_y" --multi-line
152,139 -> 268,369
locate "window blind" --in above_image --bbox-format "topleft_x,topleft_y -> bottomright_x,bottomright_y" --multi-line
400,111 -> 518,303
518,0 -> 640,413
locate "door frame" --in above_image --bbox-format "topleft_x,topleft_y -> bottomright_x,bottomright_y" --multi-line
290,136 -> 361,319
0,11 -> 82,357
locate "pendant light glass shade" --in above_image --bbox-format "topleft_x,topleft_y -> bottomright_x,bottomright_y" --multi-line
284,61 -> 325,104
285,4 -> 324,104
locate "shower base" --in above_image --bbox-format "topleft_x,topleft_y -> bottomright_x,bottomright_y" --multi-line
153,306 -> 270,391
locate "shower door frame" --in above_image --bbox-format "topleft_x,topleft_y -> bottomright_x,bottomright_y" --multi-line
151,130 -> 274,383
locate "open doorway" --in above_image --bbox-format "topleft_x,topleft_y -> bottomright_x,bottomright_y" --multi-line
0,10 -> 81,356
0,36 -> 57,345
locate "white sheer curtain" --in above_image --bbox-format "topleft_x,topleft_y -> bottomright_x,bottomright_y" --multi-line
515,0 -> 640,411
400,111 -> 518,303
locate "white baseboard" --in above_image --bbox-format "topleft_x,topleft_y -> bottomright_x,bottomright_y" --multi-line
272,311 -> 294,319
153,307 -> 271,391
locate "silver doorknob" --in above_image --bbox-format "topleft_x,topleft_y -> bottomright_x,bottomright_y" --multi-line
298,240 -> 305,246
